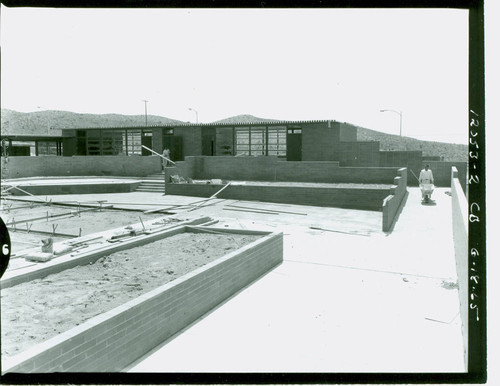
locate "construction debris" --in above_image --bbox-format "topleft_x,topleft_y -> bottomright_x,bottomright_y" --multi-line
223,207 -> 279,215
170,175 -> 188,184
225,204 -> 307,216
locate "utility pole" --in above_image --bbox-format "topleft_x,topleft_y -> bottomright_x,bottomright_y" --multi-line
142,100 -> 149,126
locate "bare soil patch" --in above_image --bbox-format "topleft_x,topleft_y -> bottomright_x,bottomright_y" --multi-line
3,207 -> 172,255
1,232 -> 261,358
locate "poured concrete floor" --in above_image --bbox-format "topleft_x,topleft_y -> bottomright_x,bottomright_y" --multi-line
1,184 -> 465,373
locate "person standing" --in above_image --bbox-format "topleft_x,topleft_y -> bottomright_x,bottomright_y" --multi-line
419,164 -> 434,200
162,148 -> 171,170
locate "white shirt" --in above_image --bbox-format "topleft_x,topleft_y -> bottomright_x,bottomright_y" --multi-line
419,169 -> 434,184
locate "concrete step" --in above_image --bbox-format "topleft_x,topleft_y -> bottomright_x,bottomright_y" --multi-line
135,188 -> 164,193
135,179 -> 164,193
145,174 -> 165,180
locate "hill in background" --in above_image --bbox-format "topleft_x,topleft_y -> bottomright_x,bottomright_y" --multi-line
356,126 -> 467,162
211,114 -> 280,124
1,109 -> 466,161
1,109 -> 184,137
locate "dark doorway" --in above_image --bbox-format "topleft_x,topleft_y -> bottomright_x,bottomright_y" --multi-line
163,135 -> 183,161
141,135 -> 153,156
202,127 -> 216,156
286,130 -> 302,161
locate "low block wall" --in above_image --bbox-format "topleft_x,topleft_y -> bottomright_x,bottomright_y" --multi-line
382,168 -> 408,232
1,156 -> 162,179
166,183 -> 390,211
450,167 -> 468,368
8,181 -> 141,196
425,161 -> 467,192
175,156 -> 401,185
2,227 -> 283,373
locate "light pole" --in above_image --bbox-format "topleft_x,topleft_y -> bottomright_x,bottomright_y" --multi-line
142,100 -> 149,126
380,109 -> 403,137
188,108 -> 198,124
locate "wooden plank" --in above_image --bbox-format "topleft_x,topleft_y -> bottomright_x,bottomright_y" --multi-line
209,182 -> 231,199
8,228 -> 79,238
222,207 -> 279,215
143,199 -> 207,214
309,226 -> 370,237
225,204 -> 307,216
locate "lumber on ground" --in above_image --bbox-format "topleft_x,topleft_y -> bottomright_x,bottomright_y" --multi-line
222,207 -> 279,215
309,226 -> 370,237
225,204 -> 307,216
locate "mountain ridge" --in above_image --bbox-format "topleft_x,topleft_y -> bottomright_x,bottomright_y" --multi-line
1,109 -> 466,161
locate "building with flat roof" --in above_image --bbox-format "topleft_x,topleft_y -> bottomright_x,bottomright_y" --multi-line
1,135 -> 63,157
59,120 -> 358,162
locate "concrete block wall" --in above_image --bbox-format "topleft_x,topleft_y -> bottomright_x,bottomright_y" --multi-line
2,228 -> 283,373
450,167 -> 468,369
338,123 -> 358,142
152,128 -> 163,155
425,161 -> 467,191
166,183 -> 390,211
302,122 -> 339,161
337,141 -> 381,167
9,182 -> 140,196
382,168 -> 408,232
174,156 -> 400,185
176,126 -> 202,159
379,151 -> 423,186
1,156 -> 162,179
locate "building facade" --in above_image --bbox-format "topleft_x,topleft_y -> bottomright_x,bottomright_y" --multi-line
59,120 -> 358,162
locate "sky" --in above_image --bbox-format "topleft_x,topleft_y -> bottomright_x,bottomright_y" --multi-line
0,7 -> 469,144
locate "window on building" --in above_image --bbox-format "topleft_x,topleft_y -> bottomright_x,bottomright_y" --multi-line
127,130 -> 142,155
102,130 -> 125,155
268,126 -> 287,156
87,130 -> 101,155
37,141 -> 58,156
235,127 -> 250,155
250,127 -> 265,156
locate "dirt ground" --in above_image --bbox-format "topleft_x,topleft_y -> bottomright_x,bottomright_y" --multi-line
1,232 -> 261,359
2,207 -> 169,255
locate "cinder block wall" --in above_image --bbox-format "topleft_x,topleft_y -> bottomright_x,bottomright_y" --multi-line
337,141 -> 381,167
382,168 -> 408,232
166,183 -> 390,211
2,229 -> 283,373
176,126 -> 202,159
425,161 -> 467,191
176,156 -> 400,184
302,122 -> 339,161
450,167 -> 468,369
1,156 -> 162,179
379,151 -> 423,186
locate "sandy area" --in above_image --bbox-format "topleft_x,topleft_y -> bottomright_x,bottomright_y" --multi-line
2,207 -> 170,255
1,232 -> 261,358
14,209 -> 162,237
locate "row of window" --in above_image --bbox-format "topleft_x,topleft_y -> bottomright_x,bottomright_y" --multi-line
74,126 -> 295,157
77,129 -> 153,156
1,140 -> 61,156
234,126 -> 287,156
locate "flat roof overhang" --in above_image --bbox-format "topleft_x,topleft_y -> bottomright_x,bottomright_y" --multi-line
58,119 -> 342,131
